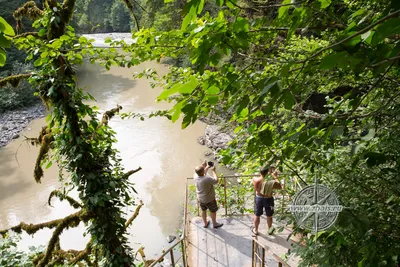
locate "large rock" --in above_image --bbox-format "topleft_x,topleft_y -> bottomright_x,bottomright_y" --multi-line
204,125 -> 233,150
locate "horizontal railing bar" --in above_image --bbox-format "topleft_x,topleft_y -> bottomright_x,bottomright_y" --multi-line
186,173 -> 292,179
149,238 -> 184,267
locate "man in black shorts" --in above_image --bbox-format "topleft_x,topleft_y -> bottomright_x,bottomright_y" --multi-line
194,161 -> 223,229
252,165 -> 282,235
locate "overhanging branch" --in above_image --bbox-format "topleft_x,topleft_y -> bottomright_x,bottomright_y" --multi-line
125,200 -> 144,228
48,190 -> 83,209
0,74 -> 32,87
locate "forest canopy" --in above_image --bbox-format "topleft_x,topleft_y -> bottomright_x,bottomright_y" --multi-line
0,0 -> 399,266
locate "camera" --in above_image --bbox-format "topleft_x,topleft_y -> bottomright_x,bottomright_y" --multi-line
208,161 -> 214,167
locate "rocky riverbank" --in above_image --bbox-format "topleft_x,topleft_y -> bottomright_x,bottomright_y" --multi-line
197,123 -> 234,166
0,103 -> 46,147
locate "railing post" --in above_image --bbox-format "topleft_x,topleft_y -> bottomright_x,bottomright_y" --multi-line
261,247 -> 265,266
224,177 -> 227,216
183,179 -> 188,267
281,176 -> 285,213
181,239 -> 186,267
251,239 -> 255,267
170,250 -> 175,266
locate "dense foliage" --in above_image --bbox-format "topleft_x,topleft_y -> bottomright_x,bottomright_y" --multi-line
108,0 -> 400,265
1,0 -> 400,266
1,0 -> 144,266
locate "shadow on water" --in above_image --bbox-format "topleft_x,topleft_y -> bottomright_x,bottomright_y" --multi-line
77,63 -> 138,105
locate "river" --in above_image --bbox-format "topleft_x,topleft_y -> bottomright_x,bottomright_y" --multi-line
0,56 -> 208,258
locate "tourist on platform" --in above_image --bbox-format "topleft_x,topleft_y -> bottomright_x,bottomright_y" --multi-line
251,165 -> 282,235
194,160 -> 223,229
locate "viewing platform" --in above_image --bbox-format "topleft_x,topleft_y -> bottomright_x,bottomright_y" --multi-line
187,214 -> 300,267
149,175 -> 303,267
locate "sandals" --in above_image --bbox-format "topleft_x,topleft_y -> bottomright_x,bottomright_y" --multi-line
213,223 -> 223,229
203,221 -> 210,228
250,226 -> 258,236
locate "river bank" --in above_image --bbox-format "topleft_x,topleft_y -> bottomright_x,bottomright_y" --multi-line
0,103 -> 46,148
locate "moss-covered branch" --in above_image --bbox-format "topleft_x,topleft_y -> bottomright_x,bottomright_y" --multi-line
125,200 -> 144,228
122,167 -> 142,180
13,1 -> 43,32
12,32 -> 39,39
48,190 -> 83,209
36,210 -> 93,267
66,202 -> 144,264
0,74 -> 32,87
34,127 -> 54,183
0,210 -> 92,237
101,105 -> 123,125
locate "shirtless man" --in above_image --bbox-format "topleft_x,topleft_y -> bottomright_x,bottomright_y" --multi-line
252,165 -> 282,235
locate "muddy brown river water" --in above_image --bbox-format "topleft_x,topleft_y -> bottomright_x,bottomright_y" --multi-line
0,61 -> 207,258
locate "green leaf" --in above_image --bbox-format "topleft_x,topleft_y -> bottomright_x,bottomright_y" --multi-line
371,18 -> 400,46
158,77 -> 198,100
361,31 -> 373,44
216,0 -> 224,6
207,95 -> 218,105
171,101 -> 185,122
182,1 -> 198,30
278,0 -> 291,18
258,76 -> 279,95
34,58 -> 42,67
341,32 -> 362,47
320,52 -> 346,70
258,127 -> 273,146
319,0 -> 331,9
164,0 -> 173,2
282,89 -> 295,109
179,76 -> 198,94
207,85 -> 220,95
239,107 -> 249,117
45,161 -> 53,169
0,16 -> 15,36
197,0 -> 205,14
0,34 -> 11,48
233,17 -> 249,33
0,50 -> 6,66
38,29 -> 46,37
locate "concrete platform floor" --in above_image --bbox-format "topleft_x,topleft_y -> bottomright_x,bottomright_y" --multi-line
187,214 -> 300,267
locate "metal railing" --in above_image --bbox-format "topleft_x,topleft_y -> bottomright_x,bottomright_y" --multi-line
252,238 -> 289,267
189,173 -> 298,217
150,173 -> 301,267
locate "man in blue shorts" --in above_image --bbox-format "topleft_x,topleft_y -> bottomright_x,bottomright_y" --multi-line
252,165 -> 282,235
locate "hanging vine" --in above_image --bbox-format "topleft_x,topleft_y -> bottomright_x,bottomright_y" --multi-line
0,0 -> 146,265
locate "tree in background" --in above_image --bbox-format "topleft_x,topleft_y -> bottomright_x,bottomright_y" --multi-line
111,1 -> 132,32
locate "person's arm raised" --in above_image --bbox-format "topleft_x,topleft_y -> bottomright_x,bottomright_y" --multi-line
211,166 -> 218,183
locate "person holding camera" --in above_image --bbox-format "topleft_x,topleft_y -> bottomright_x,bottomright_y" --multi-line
194,160 -> 224,229
252,165 -> 282,236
